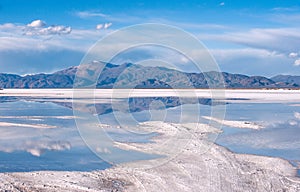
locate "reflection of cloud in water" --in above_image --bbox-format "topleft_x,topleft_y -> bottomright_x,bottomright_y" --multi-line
0,115 -> 78,119
0,124 -> 76,156
0,122 -> 57,128
0,100 -> 84,156
1,139 -> 71,156
25,140 -> 71,156
294,112 -> 300,120
218,121 -> 300,151
0,96 -> 220,162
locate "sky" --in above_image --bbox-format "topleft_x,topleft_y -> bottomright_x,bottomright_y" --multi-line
1,0 -> 300,77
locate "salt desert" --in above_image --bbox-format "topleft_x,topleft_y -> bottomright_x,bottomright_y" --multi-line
0,89 -> 300,191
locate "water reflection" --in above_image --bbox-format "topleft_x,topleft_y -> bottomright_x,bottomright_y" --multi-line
0,96 -> 218,171
0,100 -> 111,172
216,103 -> 300,174
1,96 -> 299,173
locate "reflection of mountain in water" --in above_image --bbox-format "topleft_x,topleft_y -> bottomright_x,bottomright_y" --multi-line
127,97 -> 219,113
52,97 -> 226,115
0,96 -> 20,103
0,96 -> 226,116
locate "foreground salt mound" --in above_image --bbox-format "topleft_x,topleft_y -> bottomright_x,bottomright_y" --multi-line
0,122 -> 300,192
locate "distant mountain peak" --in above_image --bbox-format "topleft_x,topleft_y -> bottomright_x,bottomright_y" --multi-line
271,75 -> 300,86
0,62 -> 298,89
53,66 -> 78,76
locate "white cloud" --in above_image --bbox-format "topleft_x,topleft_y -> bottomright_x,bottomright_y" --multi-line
24,25 -> 72,36
289,52 -> 298,58
96,23 -> 112,30
27,20 -> 46,28
294,59 -> 300,66
96,24 -> 103,30
76,11 -> 108,18
0,20 -> 72,37
24,20 -> 72,36
219,2 -> 225,6
104,22 -> 112,29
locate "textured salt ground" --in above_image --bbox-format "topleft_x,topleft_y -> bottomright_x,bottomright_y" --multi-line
1,122 -> 300,192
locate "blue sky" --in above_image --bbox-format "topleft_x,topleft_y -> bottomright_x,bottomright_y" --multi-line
1,0 -> 300,76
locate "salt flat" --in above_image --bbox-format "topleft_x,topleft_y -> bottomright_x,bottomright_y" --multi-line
1,121 -> 300,191
1,89 -> 300,103
1,89 -> 300,191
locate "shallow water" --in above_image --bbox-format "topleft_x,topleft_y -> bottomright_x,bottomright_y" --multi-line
215,103 -> 300,176
1,96 -> 300,174
0,99 -> 162,172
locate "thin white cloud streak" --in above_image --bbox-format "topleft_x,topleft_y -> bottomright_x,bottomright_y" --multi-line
201,27 -> 300,54
0,27 -> 112,52
148,18 -> 230,31
0,36 -> 47,51
270,13 -> 300,25
271,7 -> 299,12
211,48 -> 285,60
209,48 -> 296,75
74,10 -> 144,24
75,11 -> 108,18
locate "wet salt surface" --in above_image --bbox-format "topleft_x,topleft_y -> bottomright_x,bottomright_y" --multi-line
215,103 -> 300,177
0,99 -> 162,172
0,95 -> 300,175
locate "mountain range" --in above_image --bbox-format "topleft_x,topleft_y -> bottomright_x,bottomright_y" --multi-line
0,62 -> 299,89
